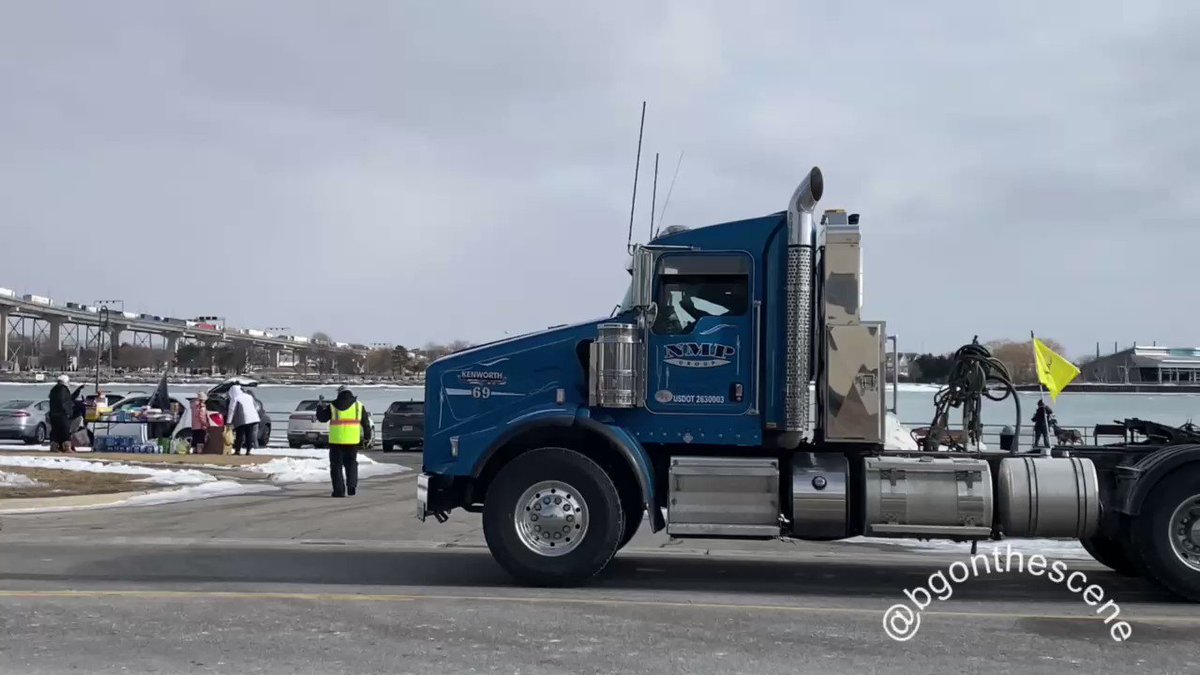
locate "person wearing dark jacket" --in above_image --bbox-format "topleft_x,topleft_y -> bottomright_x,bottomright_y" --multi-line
1032,399 -> 1054,448
315,385 -> 371,498
47,374 -> 75,452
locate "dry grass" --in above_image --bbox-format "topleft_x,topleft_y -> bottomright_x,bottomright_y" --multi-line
0,467 -> 152,499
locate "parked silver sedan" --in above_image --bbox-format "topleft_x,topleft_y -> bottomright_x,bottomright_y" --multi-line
0,399 -> 50,445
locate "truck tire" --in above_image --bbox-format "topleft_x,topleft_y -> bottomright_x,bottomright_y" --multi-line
288,440 -> 303,449
382,441 -> 394,453
1081,531 -> 1140,577
483,447 -> 624,587
1129,467 -> 1200,601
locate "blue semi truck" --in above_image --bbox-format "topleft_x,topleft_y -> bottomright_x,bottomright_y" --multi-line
417,167 -> 1200,601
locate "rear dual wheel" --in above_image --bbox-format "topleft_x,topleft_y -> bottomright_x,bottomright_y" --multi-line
1129,466 -> 1200,601
1081,527 -> 1140,577
483,447 -> 624,587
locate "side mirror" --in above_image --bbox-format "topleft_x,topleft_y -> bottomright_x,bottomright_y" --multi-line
643,301 -> 659,328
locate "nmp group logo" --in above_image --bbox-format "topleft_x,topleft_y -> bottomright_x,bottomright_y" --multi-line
882,544 -> 1133,643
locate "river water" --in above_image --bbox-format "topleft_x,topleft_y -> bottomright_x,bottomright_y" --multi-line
0,382 -> 421,418
3,382 -> 1199,438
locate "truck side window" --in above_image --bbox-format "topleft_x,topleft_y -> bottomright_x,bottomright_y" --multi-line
652,255 -> 751,335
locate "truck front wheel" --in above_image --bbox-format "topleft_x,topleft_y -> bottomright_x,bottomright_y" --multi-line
1130,467 -> 1200,601
483,447 -> 625,587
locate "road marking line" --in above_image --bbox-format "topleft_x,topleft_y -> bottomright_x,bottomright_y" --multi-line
0,589 -> 1197,624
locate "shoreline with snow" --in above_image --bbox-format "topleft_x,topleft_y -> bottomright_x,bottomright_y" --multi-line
0,447 -> 411,513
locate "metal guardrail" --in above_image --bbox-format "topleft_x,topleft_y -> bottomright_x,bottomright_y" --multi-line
264,412 -> 1112,448
265,410 -> 390,447
900,420 -> 1111,447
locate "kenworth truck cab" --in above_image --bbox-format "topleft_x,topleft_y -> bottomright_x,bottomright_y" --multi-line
417,167 -> 1200,601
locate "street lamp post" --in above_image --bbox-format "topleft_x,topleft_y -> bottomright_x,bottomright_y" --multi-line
94,300 -> 123,384
95,307 -> 110,394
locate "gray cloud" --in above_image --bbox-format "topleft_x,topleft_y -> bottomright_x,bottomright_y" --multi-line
1,1 -> 1197,357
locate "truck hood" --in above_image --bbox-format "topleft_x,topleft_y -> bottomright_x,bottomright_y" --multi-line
423,316 -> 623,466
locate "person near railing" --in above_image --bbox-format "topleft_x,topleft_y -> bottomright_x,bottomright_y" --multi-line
1032,400 -> 1054,448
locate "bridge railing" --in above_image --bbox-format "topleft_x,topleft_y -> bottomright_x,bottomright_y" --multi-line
261,415 -> 1113,451
898,420 -> 1120,448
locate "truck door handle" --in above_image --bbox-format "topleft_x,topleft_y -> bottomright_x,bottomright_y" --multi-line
731,382 -> 744,402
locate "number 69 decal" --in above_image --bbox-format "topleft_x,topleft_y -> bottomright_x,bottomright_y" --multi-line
471,386 -> 491,399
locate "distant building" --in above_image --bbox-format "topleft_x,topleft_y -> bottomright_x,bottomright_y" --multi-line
1083,345 -> 1200,384
885,352 -> 920,380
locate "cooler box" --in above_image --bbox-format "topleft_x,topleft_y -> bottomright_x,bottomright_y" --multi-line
203,429 -> 225,455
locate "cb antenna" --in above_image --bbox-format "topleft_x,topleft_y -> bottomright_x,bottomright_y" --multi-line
648,152 -> 659,242
625,101 -> 646,254
654,150 -> 685,238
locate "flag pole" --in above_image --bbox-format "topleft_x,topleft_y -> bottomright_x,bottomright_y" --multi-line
1031,331 -> 1047,404
1032,331 -> 1046,450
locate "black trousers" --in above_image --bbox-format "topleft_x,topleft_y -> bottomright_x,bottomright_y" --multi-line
1033,425 -> 1050,447
233,423 -> 258,454
329,445 -> 359,496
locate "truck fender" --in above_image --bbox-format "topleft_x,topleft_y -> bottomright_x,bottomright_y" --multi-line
574,415 -> 664,533
1115,443 -> 1200,516
470,409 -> 663,533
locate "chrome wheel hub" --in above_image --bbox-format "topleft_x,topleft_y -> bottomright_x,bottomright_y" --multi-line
514,480 -> 588,557
1169,495 -> 1200,572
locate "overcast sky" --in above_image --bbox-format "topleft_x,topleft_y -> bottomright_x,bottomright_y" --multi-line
2,2 -> 1196,358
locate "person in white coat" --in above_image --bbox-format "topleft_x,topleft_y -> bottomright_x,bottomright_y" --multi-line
225,384 -> 261,455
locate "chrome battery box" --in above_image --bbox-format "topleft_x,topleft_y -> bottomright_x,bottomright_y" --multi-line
668,456 -> 780,537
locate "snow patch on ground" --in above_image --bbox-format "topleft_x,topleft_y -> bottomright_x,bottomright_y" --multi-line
884,413 -> 919,451
845,535 -> 1091,560
254,447 -> 333,460
0,455 -> 216,486
119,481 -> 279,507
0,444 -> 54,453
0,469 -> 42,488
248,456 -> 410,484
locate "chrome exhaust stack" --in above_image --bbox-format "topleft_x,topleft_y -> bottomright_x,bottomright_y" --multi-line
783,167 -> 823,442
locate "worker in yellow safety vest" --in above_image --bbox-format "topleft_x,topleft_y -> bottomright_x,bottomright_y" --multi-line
315,385 -> 373,498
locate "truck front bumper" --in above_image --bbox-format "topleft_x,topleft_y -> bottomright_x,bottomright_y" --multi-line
416,473 -> 455,523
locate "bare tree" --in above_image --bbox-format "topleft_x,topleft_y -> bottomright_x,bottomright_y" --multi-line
985,338 -> 1069,384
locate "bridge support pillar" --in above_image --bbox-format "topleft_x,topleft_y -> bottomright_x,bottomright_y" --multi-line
0,307 -> 9,368
48,318 -> 63,355
201,337 -> 218,375
110,326 -> 123,368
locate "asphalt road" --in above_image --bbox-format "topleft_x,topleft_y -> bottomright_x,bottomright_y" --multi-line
1,466 -> 1198,674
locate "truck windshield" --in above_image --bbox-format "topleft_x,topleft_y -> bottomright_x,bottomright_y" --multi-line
618,280 -> 634,313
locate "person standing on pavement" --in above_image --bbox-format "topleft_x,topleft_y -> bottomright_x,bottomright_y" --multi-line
1032,399 -> 1054,448
315,385 -> 371,498
225,384 -> 260,455
47,374 -> 75,452
190,391 -> 209,454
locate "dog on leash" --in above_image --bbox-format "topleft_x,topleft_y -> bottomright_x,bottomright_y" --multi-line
1051,420 -> 1083,445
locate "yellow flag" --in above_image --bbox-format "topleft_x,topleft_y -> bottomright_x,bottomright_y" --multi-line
1034,338 -> 1080,401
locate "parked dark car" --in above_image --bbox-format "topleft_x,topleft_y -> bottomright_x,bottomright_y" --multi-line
382,400 -> 424,452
